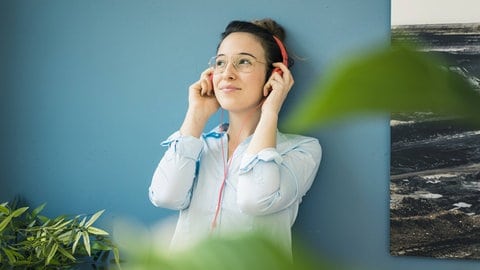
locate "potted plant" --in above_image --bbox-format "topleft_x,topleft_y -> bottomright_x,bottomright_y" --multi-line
0,201 -> 120,269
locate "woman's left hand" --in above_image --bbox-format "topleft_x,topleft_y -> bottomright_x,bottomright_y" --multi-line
262,62 -> 294,115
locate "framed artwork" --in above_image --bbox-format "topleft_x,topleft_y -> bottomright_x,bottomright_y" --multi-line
389,1 -> 480,259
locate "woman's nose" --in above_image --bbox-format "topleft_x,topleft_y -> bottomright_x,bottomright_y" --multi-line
221,61 -> 237,79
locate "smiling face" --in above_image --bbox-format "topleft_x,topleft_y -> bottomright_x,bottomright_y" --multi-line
213,32 -> 268,113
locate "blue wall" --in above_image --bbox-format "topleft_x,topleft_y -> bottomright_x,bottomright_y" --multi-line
1,1 -> 478,269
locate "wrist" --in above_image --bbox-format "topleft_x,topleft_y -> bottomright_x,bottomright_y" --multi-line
260,109 -> 279,121
257,110 -> 279,133
180,110 -> 209,138
186,108 -> 211,122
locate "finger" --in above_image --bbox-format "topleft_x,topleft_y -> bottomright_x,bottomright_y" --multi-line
268,80 -> 281,92
273,69 -> 294,91
272,62 -> 293,80
203,79 -> 213,96
207,76 -> 214,94
200,79 -> 209,96
202,79 -> 211,96
201,68 -> 214,82
189,80 -> 202,95
203,69 -> 214,95
263,81 -> 272,96
270,72 -> 282,82
271,62 -> 286,73
207,82 -> 215,96
265,75 -> 281,93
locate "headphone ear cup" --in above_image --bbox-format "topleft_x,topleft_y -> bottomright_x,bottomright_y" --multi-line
272,67 -> 283,76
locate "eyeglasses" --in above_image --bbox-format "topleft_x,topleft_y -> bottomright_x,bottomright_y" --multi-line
208,54 -> 267,73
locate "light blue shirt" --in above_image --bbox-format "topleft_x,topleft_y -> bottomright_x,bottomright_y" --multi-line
149,124 -> 322,254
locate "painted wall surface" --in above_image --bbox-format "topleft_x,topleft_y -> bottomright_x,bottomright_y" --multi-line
1,1 -> 478,269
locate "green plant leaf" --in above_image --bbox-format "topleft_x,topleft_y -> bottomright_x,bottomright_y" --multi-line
27,219 -> 37,228
284,45 -> 480,132
0,215 -> 13,232
50,217 -> 65,229
2,247 -> 16,264
11,207 -> 29,218
57,245 -> 76,262
46,243 -> 58,265
91,241 -> 112,251
57,231 -> 73,243
51,215 -> 63,223
14,260 -> 38,266
87,226 -> 109,236
52,219 -> 73,231
85,209 -> 105,228
12,249 -> 26,263
41,219 -> 52,228
0,205 -> 9,215
78,216 -> 87,227
82,231 -> 91,256
72,231 -> 82,254
113,246 -> 121,267
37,215 -> 49,224
31,203 -> 46,218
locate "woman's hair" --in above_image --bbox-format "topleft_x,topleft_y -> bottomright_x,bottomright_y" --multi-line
218,18 -> 294,75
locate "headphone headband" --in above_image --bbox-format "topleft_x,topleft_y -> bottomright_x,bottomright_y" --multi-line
272,35 -> 288,66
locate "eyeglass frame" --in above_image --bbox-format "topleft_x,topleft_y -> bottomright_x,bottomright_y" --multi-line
208,53 -> 268,74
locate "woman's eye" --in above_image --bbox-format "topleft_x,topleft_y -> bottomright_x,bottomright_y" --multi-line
215,59 -> 226,67
238,58 -> 252,66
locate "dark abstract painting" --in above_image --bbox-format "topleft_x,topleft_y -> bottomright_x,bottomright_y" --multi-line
390,23 -> 480,259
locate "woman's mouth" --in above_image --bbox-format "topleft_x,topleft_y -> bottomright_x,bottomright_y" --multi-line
220,85 -> 241,93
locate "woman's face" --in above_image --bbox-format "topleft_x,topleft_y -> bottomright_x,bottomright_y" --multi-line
213,32 -> 268,113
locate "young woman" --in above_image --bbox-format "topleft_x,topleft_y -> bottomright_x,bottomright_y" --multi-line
149,19 -> 322,255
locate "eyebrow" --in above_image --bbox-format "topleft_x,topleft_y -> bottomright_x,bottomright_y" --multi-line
217,52 -> 258,59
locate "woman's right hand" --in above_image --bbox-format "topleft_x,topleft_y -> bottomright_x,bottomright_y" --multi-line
180,68 -> 220,138
187,68 -> 220,119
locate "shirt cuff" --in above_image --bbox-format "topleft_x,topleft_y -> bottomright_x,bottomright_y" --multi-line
161,131 -> 203,160
239,148 -> 283,173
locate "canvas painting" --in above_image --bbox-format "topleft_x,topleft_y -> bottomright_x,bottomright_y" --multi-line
389,1 -> 480,259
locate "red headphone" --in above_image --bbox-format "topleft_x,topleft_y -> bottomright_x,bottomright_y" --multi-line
272,35 -> 289,75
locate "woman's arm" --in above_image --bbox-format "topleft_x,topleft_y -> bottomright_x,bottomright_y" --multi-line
239,64 -> 321,215
149,68 -> 218,209
245,62 -> 293,155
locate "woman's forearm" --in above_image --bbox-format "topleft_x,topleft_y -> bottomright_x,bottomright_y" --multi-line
180,109 -> 210,138
246,110 -> 278,155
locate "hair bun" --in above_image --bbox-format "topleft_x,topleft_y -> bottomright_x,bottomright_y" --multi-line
251,18 -> 286,41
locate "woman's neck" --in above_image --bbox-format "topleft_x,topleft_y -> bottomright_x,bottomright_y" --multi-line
226,109 -> 261,157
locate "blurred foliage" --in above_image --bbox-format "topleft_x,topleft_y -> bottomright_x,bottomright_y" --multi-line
284,44 -> 480,132
0,201 -> 119,269
112,219 -> 340,270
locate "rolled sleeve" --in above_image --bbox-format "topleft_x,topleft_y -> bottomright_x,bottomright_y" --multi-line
237,148 -> 285,215
161,131 -> 204,160
239,148 -> 283,174
237,137 -> 321,216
